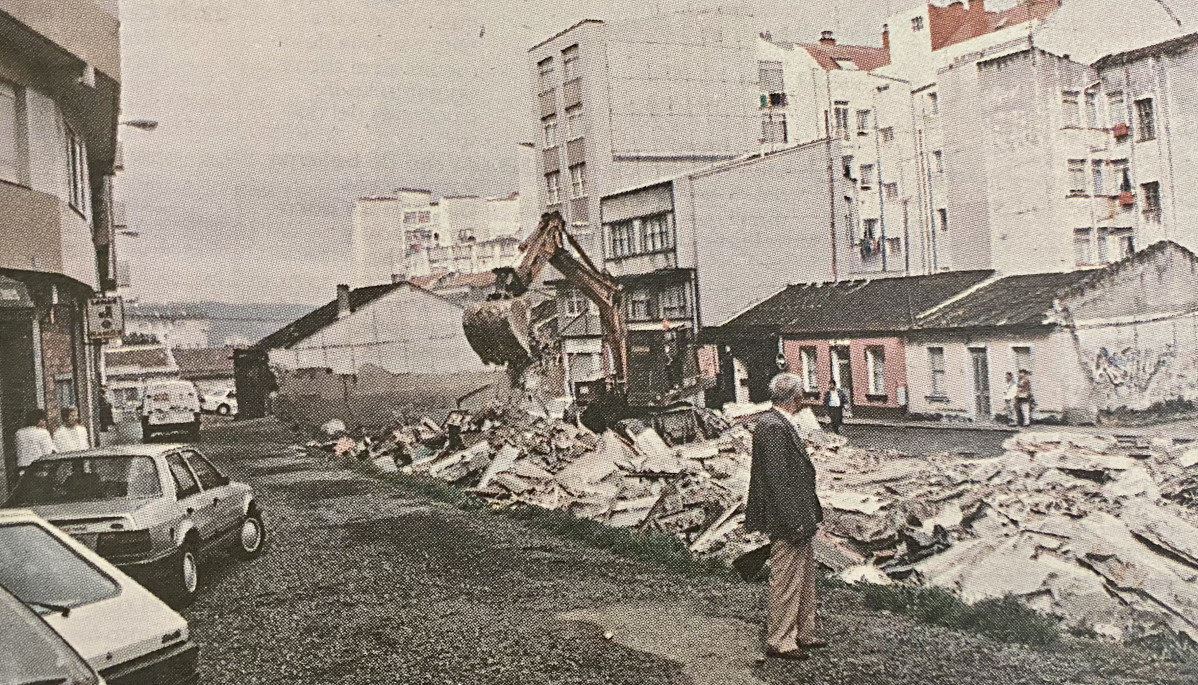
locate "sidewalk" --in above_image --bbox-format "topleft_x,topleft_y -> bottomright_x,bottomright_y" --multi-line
834,414 -> 1198,441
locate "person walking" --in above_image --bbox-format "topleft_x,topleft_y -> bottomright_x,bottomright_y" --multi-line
1003,372 -> 1019,426
1015,369 -> 1034,427
53,407 -> 90,452
823,381 -> 849,435
746,373 -> 826,661
15,409 -> 56,476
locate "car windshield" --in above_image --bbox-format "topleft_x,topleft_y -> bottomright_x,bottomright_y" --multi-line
0,523 -> 120,612
0,586 -> 97,685
8,456 -> 162,506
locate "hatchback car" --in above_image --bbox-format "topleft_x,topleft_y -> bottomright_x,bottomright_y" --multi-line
0,509 -> 198,685
5,444 -> 266,607
200,387 -> 238,416
0,583 -> 105,685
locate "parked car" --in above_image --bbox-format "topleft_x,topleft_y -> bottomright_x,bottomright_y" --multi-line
4,444 -> 266,607
0,509 -> 198,685
200,387 -> 238,416
0,583 -> 105,685
140,380 -> 202,442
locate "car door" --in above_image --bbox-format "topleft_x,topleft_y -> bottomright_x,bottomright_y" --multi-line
163,452 -> 219,542
181,450 -> 240,537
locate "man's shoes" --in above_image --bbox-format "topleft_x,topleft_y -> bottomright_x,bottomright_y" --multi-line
796,640 -> 828,649
764,649 -> 810,661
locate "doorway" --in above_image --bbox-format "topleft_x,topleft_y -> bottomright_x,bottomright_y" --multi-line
830,345 -> 853,399
970,347 -> 991,420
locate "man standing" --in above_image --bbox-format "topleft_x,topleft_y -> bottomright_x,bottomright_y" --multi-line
1015,369 -> 1034,427
823,381 -> 849,435
53,407 -> 90,452
15,409 -> 56,475
746,373 -> 826,661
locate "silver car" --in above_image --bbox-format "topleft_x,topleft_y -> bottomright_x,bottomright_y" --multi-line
5,444 -> 266,608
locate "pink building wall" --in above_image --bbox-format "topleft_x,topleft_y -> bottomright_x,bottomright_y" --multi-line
782,336 -> 908,413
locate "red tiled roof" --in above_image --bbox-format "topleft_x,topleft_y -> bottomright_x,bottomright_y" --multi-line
408,273 -> 445,289
799,42 -> 891,71
931,0 -> 1060,52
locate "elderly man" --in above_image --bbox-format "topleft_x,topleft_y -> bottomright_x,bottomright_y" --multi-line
746,373 -> 826,661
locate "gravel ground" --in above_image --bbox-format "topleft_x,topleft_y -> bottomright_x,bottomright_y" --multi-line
185,418 -> 1198,685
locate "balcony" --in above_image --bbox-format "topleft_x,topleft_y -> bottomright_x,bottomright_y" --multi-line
0,182 -> 98,289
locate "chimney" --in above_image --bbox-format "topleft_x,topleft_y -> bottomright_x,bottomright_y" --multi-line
882,23 -> 890,51
336,284 -> 351,318
819,30 -> 836,46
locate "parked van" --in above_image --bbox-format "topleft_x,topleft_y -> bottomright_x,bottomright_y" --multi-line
140,380 -> 201,442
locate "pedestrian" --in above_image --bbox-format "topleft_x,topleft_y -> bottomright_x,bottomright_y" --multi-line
1015,369 -> 1034,427
1003,372 -> 1018,426
53,407 -> 90,452
746,373 -> 827,661
823,380 -> 849,435
15,409 -> 56,476
98,385 -> 114,432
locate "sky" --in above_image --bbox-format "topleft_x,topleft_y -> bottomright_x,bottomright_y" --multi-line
116,0 -> 904,305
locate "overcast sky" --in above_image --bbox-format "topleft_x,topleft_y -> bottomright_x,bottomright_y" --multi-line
117,0 -> 906,305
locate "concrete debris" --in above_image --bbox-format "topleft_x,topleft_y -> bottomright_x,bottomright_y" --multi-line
299,397 -> 1198,645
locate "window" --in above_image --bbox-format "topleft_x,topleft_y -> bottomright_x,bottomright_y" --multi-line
1013,346 -> 1033,376
165,453 -> 200,499
542,114 -> 558,148
859,164 -> 875,189
866,346 -> 885,395
927,92 -> 939,115
562,45 -> 579,81
609,220 -> 639,257
912,16 -> 925,31
1085,91 -> 1099,128
565,105 -> 583,139
0,523 -> 120,611
834,102 -> 850,140
937,207 -> 949,232
928,347 -> 946,396
800,348 -> 818,391
643,213 -> 673,252
1073,228 -> 1094,265
1061,91 -> 1080,127
660,284 -> 689,320
1112,160 -> 1131,192
862,218 -> 879,241
1108,91 -> 1125,125
0,80 -> 19,183
537,57 -> 555,91
562,289 -> 587,317
884,183 -> 899,200
762,112 -> 787,144
628,290 -> 652,321
1136,98 -> 1156,141
54,376 -> 75,410
842,155 -> 854,180
1092,161 -> 1105,196
569,163 -> 586,199
183,450 -> 223,490
933,150 -> 944,173
66,127 -> 88,214
545,171 -> 561,205
1068,160 -> 1087,196
758,60 -> 784,93
856,109 -> 872,134
1141,181 -> 1161,221
886,236 -> 903,257
880,126 -> 895,143
1103,227 -> 1135,260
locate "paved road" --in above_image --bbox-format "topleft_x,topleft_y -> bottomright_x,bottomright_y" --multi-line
182,418 -> 1195,685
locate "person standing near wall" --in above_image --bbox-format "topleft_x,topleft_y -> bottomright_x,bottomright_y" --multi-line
53,407 -> 90,452
824,381 -> 849,435
746,373 -> 827,661
1015,369 -> 1034,427
1003,372 -> 1019,426
15,410 -> 56,478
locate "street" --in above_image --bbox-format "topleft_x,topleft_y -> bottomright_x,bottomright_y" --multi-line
182,418 -> 1195,685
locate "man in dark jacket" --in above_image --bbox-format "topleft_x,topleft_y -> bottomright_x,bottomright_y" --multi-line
746,373 -> 826,660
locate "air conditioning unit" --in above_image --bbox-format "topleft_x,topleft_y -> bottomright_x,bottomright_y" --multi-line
1119,191 -> 1135,206
1112,122 -> 1129,138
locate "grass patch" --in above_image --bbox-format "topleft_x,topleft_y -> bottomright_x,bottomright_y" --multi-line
860,584 -> 1060,647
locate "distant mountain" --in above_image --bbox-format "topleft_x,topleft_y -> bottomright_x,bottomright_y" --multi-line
186,302 -> 317,347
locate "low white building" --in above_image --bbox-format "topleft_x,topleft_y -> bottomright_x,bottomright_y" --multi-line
122,302 -> 212,349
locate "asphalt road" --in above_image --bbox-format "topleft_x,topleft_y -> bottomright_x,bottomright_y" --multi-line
182,418 -> 1196,685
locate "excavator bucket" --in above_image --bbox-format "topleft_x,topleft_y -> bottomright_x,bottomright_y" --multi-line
462,296 -> 534,368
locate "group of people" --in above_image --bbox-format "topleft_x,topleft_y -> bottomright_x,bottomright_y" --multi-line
1003,369 -> 1035,427
14,407 -> 90,475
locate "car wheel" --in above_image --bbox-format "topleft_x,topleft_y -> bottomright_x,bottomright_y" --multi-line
217,403 -> 231,416
235,507 -> 266,559
165,539 -> 200,608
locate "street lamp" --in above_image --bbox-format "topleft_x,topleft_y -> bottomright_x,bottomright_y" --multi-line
119,119 -> 158,131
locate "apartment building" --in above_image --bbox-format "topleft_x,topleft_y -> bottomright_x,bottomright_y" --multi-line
0,0 -> 122,488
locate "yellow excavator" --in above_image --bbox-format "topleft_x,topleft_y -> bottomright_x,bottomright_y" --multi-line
463,211 -> 628,395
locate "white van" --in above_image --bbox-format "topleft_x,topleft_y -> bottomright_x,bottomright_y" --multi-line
140,380 -> 202,442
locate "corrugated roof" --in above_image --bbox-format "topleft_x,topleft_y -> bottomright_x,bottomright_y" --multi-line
173,347 -> 235,380
257,283 -> 408,350
917,270 -> 1095,329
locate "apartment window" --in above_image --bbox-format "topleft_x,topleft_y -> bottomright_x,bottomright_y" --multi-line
842,155 -> 854,180
1135,98 -> 1156,141
1073,228 -> 1094,265
927,92 -> 939,115
55,375 -> 76,410
859,164 -> 875,189
884,183 -> 899,200
856,109 -> 872,135
1068,160 -> 1087,196
834,102 -> 850,140
1113,160 -> 1131,192
66,127 -> 88,215
660,284 -> 689,320
866,346 -> 885,395
886,236 -> 903,257
933,150 -> 944,173
758,60 -> 784,93
880,127 -> 895,143
1091,161 -> 1105,196
537,57 -> 555,91
562,288 -> 588,317
569,163 -> 587,199
542,114 -> 558,148
0,80 -> 18,183
863,218 -> 879,240
1141,181 -> 1161,221
562,45 -> 580,81
937,207 -> 949,232
1085,91 -> 1099,128
1108,91 -> 1126,125
762,112 -> 788,144
1061,91 -> 1081,127
912,16 -> 925,31
643,213 -> 673,252
565,105 -> 583,139
609,220 -> 639,258
545,171 -> 561,205
628,290 -> 652,321
800,348 -> 818,391
928,347 -> 946,397
1104,227 -> 1135,260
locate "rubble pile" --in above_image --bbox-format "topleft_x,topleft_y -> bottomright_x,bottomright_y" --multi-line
303,403 -> 1198,644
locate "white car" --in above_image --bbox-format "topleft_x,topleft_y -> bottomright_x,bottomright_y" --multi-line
0,583 -> 105,685
200,387 -> 238,416
0,509 -> 199,685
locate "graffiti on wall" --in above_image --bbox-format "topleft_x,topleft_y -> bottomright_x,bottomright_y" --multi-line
1077,316 -> 1198,412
